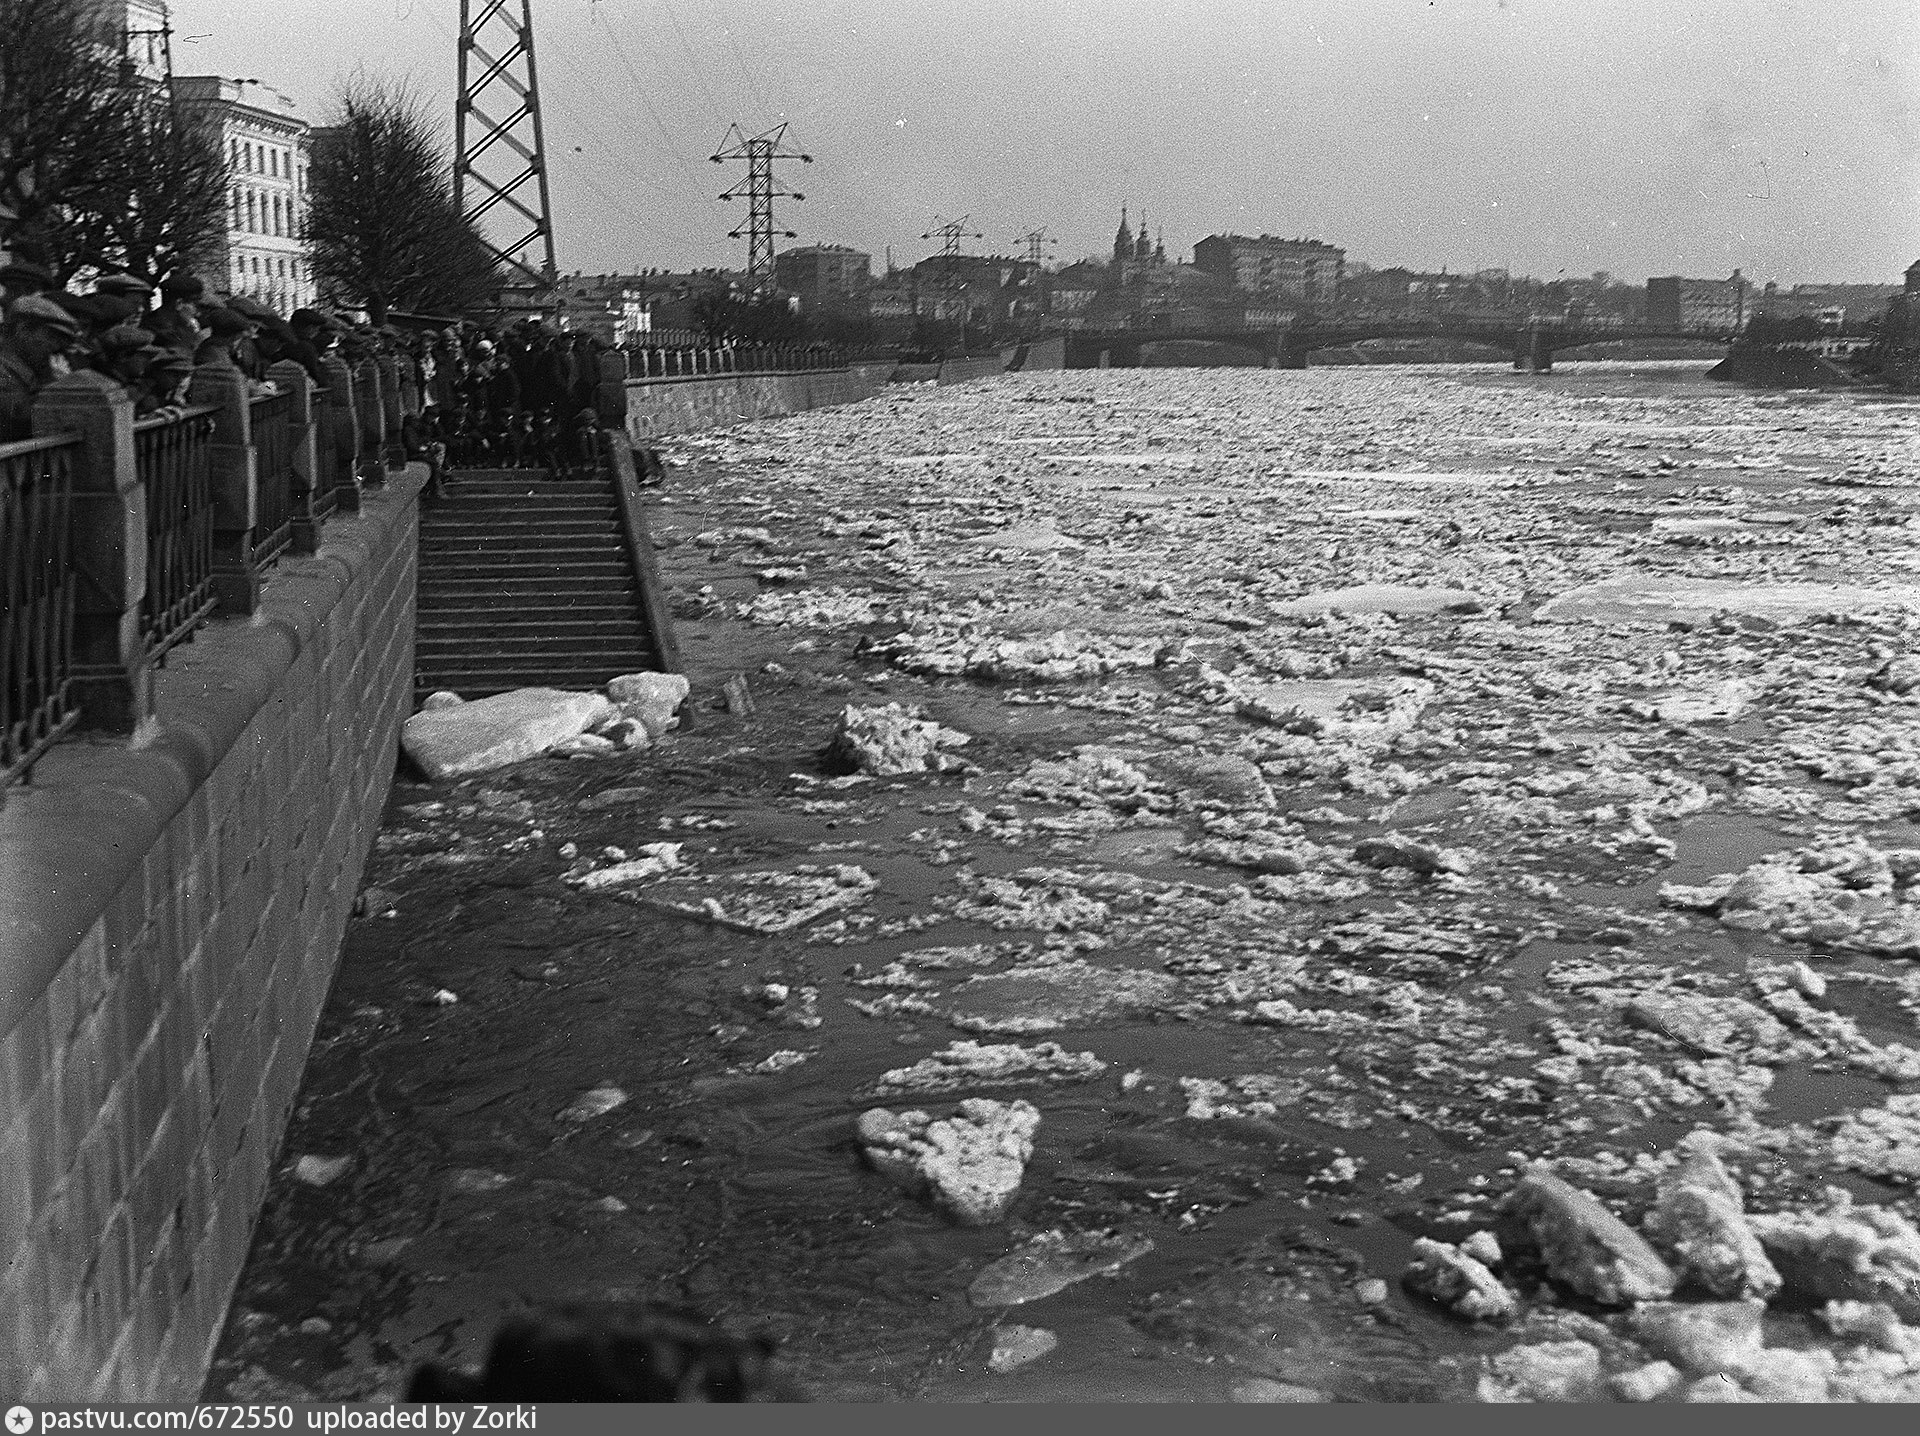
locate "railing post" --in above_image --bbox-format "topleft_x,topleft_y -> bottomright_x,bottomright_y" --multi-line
188,360 -> 259,616
273,360 -> 320,554
595,351 -> 628,430
31,372 -> 149,732
322,355 -> 361,513
352,357 -> 385,486
377,353 -> 404,465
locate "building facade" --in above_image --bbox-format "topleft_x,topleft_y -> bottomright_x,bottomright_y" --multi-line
120,1 -> 172,81
174,77 -> 315,311
1646,273 -> 1747,330
1192,234 -> 1345,307
773,244 -> 872,312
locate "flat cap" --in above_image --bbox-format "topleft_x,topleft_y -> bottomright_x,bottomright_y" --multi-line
9,293 -> 83,336
159,273 -> 206,301
100,325 -> 156,357
201,306 -> 253,337
84,293 -> 139,328
93,272 -> 155,299
0,257 -> 56,290
227,295 -> 281,323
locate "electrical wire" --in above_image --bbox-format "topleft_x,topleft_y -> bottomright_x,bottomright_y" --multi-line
716,1 -> 775,119
414,0 -> 710,259
652,0 -> 736,126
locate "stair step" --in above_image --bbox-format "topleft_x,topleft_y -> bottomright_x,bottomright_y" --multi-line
419,604 -> 641,621
418,624 -> 644,643
421,530 -> 624,542
412,465 -> 670,701
418,595 -> 641,606
422,522 -> 619,534
422,514 -> 622,526
428,497 -> 612,510
418,614 -> 643,631
414,668 -> 659,690
421,543 -> 623,556
419,558 -> 631,574
418,575 -> 629,591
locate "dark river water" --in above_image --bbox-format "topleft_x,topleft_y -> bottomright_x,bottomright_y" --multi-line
206,362 -> 1920,1402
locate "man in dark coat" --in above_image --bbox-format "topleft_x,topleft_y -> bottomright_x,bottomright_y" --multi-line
0,256 -> 56,312
148,273 -> 207,358
0,295 -> 84,440
193,305 -> 254,368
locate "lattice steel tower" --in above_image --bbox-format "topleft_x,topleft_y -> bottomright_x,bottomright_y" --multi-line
922,215 -> 983,259
1014,227 -> 1056,265
710,123 -> 811,283
454,0 -> 559,289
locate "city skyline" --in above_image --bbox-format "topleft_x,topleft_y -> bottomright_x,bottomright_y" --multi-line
168,0 -> 1918,286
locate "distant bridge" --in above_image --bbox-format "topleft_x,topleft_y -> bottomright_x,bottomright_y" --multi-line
1062,313 -> 1741,372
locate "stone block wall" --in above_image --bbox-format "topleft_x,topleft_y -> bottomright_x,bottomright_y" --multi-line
0,472 -> 424,1399
621,364 -> 894,443
937,354 -> 1012,386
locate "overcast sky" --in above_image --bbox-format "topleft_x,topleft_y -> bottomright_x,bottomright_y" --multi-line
171,0 -> 1917,285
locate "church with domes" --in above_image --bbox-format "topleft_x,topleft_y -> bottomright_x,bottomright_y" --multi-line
1112,207 -> 1167,268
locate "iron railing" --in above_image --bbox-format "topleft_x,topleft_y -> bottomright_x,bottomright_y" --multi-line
136,404 -> 218,662
310,387 -> 343,522
249,389 -> 295,568
1,434 -> 82,785
617,344 -> 846,380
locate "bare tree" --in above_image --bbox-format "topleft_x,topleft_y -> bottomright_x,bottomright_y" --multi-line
0,0 -> 142,264
306,75 -> 500,322
44,80 -> 229,283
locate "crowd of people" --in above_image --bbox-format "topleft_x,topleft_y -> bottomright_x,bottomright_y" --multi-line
0,255 -> 619,490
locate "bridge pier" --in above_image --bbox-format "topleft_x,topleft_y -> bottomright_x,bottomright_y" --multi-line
1513,330 -> 1554,373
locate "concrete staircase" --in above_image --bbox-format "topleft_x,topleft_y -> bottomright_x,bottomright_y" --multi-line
414,469 -> 668,703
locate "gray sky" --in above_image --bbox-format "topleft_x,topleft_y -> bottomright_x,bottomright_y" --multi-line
171,0 -> 1917,284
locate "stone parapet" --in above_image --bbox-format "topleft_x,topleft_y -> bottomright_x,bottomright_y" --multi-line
0,469 -> 424,1400
620,365 -> 894,444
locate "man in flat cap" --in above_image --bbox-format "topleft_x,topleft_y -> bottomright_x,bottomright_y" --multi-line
93,272 -> 155,315
141,347 -> 195,418
96,323 -> 153,381
194,304 -> 252,365
0,294 -> 84,441
149,273 -> 207,358
280,307 -> 333,387
225,295 -> 283,381
0,256 -> 57,313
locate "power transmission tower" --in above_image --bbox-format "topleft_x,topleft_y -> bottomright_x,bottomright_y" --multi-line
1014,227 -> 1056,265
454,0 -> 560,292
710,123 -> 811,284
922,215 -> 983,259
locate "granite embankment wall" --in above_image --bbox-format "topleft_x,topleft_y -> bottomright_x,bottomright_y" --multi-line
620,363 -> 895,443
1883,289 -> 1920,392
0,472 -> 423,1399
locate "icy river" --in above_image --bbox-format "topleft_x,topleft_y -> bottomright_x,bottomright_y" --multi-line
209,361 -> 1920,1402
